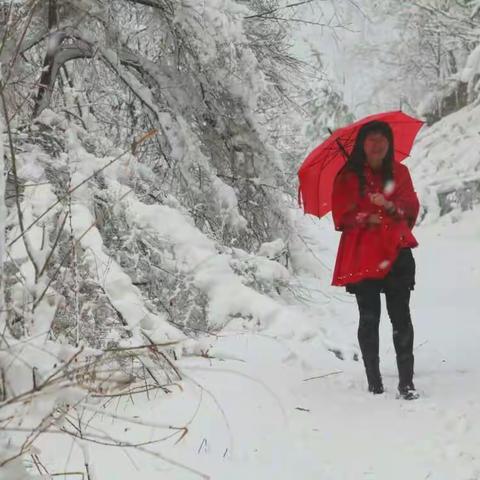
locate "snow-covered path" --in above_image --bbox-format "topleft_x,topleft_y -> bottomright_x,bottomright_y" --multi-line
39,210 -> 480,479
280,213 -> 480,480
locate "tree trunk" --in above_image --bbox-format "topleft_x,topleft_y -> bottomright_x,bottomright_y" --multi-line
32,0 -> 59,117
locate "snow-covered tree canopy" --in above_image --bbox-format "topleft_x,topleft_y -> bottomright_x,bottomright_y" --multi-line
339,0 -> 480,121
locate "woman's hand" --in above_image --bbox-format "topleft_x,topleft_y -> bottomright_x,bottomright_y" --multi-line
369,193 -> 387,206
369,193 -> 395,212
367,213 -> 381,225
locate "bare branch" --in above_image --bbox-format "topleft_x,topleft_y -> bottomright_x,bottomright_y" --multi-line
33,41 -> 95,117
244,0 -> 316,19
0,89 -> 40,279
123,0 -> 165,9
409,0 -> 478,28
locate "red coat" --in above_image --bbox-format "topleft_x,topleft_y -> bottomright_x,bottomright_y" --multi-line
331,162 -> 419,287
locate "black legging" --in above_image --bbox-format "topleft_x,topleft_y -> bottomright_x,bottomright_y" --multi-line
351,248 -> 416,390
355,286 -> 414,389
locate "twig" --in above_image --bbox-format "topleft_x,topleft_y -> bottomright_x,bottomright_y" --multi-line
303,370 -> 343,382
1,88 -> 40,279
248,16 -> 355,30
50,473 -> 85,479
77,403 -> 187,434
244,0 -> 316,19
0,347 -> 84,409
104,341 -> 181,353
91,382 -> 182,399
414,340 -> 428,351
32,221 -> 97,311
0,0 -> 39,92
38,210 -> 68,277
142,332 -> 182,381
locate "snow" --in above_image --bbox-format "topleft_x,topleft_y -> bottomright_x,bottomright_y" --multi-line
257,238 -> 285,259
30,203 -> 480,479
173,0 -> 266,111
407,102 -> 480,224
68,198 -> 184,343
33,108 -> 65,128
211,176 -> 248,231
3,119 -> 476,480
460,44 -> 480,84
122,188 -> 291,330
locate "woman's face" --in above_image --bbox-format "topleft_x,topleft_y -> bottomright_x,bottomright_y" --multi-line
363,132 -> 389,170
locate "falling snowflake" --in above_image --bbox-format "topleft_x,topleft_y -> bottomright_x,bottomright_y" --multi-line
384,180 -> 395,196
379,260 -> 390,269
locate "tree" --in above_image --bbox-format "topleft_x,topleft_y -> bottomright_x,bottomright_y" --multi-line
347,0 -> 480,121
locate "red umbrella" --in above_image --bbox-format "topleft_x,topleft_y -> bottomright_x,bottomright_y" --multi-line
298,110 -> 424,217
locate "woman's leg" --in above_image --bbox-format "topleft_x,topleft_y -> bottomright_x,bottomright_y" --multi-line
384,248 -> 418,399
385,287 -> 416,398
355,284 -> 383,393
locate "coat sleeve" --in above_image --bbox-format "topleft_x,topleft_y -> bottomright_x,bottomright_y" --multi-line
388,167 -> 420,229
332,171 -> 369,231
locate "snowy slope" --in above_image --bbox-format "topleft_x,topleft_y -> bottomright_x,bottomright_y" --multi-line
409,102 -> 480,224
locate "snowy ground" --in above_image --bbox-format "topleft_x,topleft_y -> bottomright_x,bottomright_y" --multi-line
36,205 -> 480,480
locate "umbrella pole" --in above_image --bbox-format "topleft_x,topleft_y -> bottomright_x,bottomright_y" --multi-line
328,128 -> 350,160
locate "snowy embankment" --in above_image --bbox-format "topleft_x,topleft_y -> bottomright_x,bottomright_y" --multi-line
409,101 -> 480,223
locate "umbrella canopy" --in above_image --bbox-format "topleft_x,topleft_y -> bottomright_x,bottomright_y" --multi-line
298,110 -> 424,217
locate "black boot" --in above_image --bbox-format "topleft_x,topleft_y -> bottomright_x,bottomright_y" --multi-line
397,354 -> 418,400
364,357 -> 384,394
398,387 -> 419,400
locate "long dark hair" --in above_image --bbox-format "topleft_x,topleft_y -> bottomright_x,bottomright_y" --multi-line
343,120 -> 394,196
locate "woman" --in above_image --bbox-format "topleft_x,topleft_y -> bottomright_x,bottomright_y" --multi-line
331,120 -> 420,400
